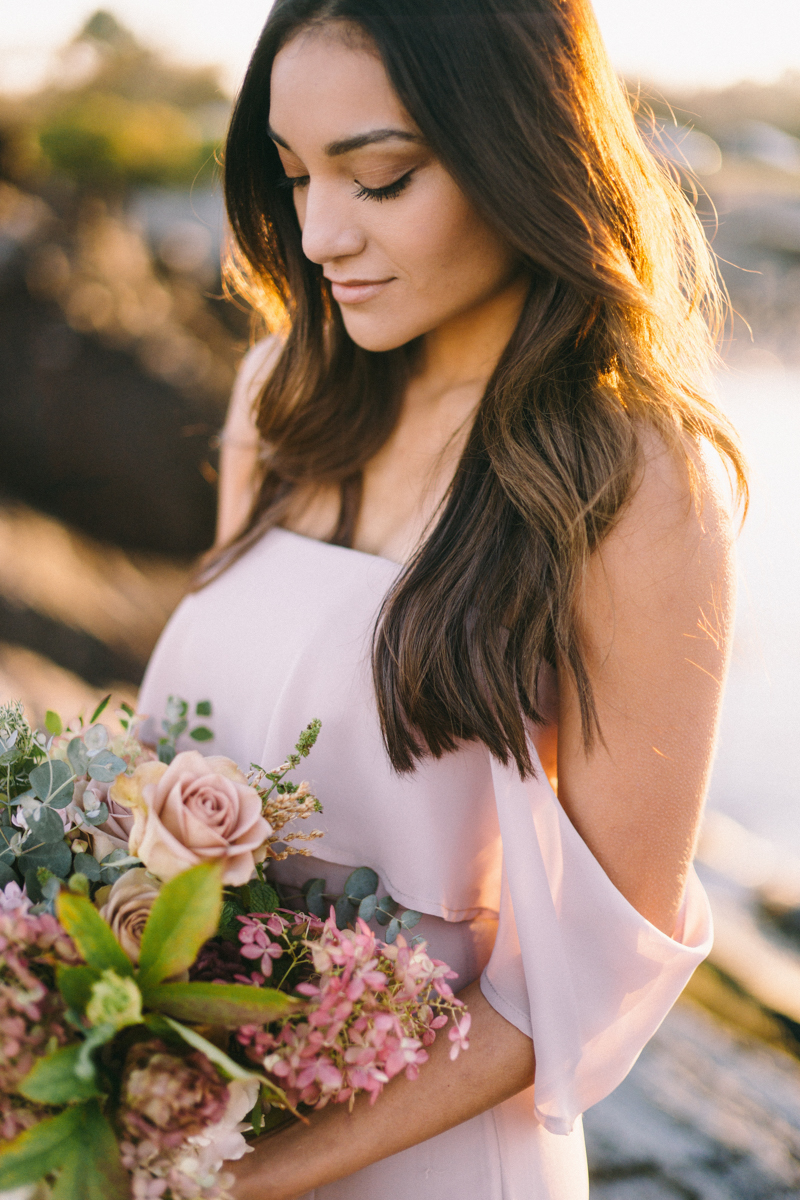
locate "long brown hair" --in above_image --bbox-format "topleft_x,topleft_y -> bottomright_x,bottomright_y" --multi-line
210,0 -> 746,777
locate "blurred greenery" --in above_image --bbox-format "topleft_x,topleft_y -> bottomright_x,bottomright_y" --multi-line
2,9 -> 229,191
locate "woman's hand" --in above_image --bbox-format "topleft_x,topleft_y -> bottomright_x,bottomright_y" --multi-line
228,979 -> 534,1200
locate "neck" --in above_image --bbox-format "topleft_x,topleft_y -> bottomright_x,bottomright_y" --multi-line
416,271 -> 530,398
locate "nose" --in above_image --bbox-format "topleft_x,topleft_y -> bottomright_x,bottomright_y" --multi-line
297,181 -> 366,265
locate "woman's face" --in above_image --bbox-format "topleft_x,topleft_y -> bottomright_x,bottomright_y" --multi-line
269,25 -> 521,353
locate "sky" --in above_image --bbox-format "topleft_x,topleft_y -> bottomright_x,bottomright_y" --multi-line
1,0 -> 799,97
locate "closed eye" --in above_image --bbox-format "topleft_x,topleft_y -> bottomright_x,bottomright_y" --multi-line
277,174 -> 310,191
353,169 -> 414,202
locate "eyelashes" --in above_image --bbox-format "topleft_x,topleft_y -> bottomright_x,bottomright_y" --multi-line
277,169 -> 415,203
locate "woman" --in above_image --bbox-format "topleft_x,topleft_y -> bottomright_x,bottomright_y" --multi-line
140,0 -> 746,1196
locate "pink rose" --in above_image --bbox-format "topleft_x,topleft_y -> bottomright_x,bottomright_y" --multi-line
72,780 -> 135,862
99,868 -> 160,963
110,752 -> 272,886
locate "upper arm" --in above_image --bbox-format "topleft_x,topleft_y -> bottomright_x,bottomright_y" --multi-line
555,430 -> 736,935
215,337 -> 283,547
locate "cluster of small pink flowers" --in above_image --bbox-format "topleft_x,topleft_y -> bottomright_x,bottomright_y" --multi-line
237,912 -> 467,1110
118,1040 -> 234,1200
0,884 -> 81,1138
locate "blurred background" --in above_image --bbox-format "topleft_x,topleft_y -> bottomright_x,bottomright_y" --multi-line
2,3 -> 800,1194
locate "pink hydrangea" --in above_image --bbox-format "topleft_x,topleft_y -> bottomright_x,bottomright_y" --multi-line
236,912 -> 465,1110
0,903 -> 81,1138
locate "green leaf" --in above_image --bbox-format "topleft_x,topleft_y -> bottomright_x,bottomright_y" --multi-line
0,1105 -> 83,1190
374,895 -> 399,926
67,737 -> 90,776
28,804 -> 67,844
218,893 -> 246,940
189,725 -> 214,742
343,867 -> 379,902
158,741 -> 176,765
75,1023 -> 116,1080
155,1014 -> 266,1081
334,895 -> 356,930
121,702 -> 135,718
89,695 -> 111,724
86,751 -> 126,783
385,917 -> 401,944
17,839 -> 72,878
358,894 -> 378,922
72,851 -> 101,881
82,802 -> 109,827
45,710 -> 63,736
56,891 -> 133,975
0,824 -> 17,866
57,964 -> 101,1012
142,981 -> 298,1026
137,860 -> 224,990
0,860 -> 18,888
246,878 -> 279,913
29,759 -> 74,806
18,1043 -> 104,1104
50,1100 -> 129,1200
195,700 -> 212,716
400,909 -> 423,929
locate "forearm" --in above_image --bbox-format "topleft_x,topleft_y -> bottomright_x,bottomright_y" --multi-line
229,980 -> 535,1200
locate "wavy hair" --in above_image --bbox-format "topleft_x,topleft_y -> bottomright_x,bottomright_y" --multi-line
208,0 -> 747,776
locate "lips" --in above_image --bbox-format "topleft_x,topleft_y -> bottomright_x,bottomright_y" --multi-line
327,277 -> 394,305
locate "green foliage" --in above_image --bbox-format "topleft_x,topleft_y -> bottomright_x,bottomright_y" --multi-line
143,981 -> 297,1026
89,695 -> 111,724
45,710 -> 63,736
243,878 -> 279,914
50,1100 -> 129,1200
57,964 -> 101,1013
0,1105 -> 83,1190
136,860 -> 224,989
56,890 -> 133,975
18,1044 -> 104,1104
0,700 -> 45,808
18,838 -> 72,880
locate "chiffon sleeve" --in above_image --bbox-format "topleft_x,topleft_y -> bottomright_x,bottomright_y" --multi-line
479,742 -> 713,1136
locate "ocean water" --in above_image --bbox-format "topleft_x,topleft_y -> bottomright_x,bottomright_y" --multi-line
708,367 -> 800,853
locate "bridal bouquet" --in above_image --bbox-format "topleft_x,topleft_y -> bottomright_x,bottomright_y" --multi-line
0,699 -> 469,1200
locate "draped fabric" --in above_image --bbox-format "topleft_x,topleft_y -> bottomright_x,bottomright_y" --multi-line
139,524 -> 712,1197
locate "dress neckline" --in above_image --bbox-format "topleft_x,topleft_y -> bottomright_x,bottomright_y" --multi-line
274,525 -> 405,570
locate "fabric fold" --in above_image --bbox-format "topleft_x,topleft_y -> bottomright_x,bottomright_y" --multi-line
480,745 -> 713,1134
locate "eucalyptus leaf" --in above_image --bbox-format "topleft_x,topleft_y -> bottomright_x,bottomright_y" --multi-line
195,700 -> 212,717
84,723 -> 108,752
334,895 -> 356,930
189,726 -> 214,742
343,867 -> 379,902
72,852 -> 101,881
99,848 -> 139,884
165,696 -> 188,723
374,895 -> 399,927
0,746 -> 20,767
0,824 -> 18,866
0,1104 -> 83,1190
87,751 -> 126,783
304,877 -> 328,919
385,917 -> 401,944
29,759 -> 74,806
67,737 -> 90,776
358,894 -> 378,922
0,860 -> 18,888
83,802 -> 109,826
17,839 -> 72,878
400,909 -> 423,929
18,1043 -> 103,1104
158,742 -> 175,765
28,804 -> 67,844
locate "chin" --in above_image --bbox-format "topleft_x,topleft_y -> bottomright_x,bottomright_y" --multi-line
339,311 -> 422,354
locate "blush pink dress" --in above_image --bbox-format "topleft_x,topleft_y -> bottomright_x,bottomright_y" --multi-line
138,526 -> 712,1200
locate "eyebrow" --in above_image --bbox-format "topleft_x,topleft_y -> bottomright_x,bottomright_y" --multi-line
268,126 -> 423,157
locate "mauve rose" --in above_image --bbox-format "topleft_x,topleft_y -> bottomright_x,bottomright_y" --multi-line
110,752 -> 272,886
73,780 -> 135,862
99,868 -> 160,963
